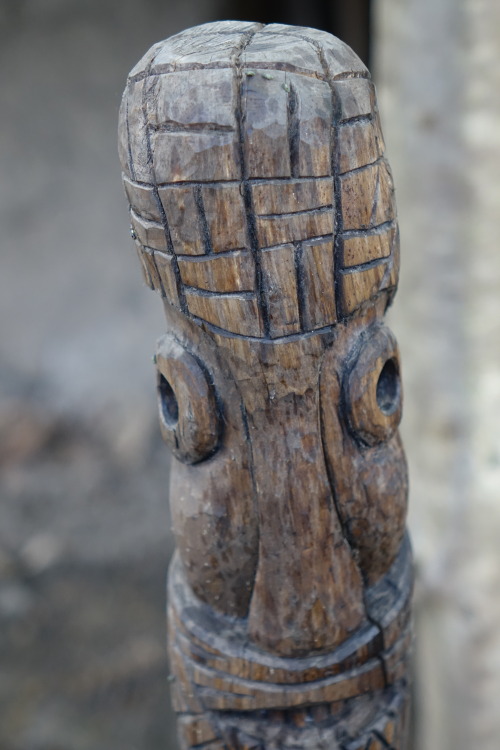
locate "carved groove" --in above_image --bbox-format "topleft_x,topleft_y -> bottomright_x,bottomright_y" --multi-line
151,121 -> 236,134
235,34 -> 271,337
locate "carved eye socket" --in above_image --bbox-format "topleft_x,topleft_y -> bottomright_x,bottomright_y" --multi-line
155,335 -> 221,464
376,358 -> 400,415
158,373 -> 179,427
345,326 -> 402,446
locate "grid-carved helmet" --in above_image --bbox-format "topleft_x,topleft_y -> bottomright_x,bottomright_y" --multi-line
119,21 -> 399,340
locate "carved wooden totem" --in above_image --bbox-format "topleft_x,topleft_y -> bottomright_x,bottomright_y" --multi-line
118,21 -> 412,750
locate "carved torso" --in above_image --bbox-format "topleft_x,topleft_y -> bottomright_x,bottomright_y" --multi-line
119,21 -> 412,750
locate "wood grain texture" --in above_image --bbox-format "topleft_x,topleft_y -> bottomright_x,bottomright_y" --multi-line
300,239 -> 337,330
158,186 -> 205,255
202,184 -> 247,253
255,207 -> 334,249
130,209 -> 168,252
338,121 -> 383,175
336,79 -> 374,122
259,244 -> 301,337
123,175 -> 161,222
340,161 -> 395,231
119,20 -> 411,750
251,178 -> 333,215
339,262 -> 395,316
287,74 -> 332,177
184,291 -> 264,337
178,251 -> 255,293
342,226 -> 396,268
154,251 -> 181,305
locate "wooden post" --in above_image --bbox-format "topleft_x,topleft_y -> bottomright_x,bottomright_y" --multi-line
118,21 -> 412,750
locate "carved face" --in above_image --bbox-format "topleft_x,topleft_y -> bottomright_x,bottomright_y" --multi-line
119,21 -> 407,657
153,301 -> 407,657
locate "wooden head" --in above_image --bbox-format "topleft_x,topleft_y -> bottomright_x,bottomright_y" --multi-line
118,21 -> 407,659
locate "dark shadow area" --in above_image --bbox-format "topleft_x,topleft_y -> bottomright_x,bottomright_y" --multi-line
220,0 -> 371,65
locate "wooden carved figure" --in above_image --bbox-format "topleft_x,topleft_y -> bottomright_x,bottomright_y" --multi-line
118,22 -> 412,750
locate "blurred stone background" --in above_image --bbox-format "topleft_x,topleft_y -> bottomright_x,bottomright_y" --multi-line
1,1 -> 500,749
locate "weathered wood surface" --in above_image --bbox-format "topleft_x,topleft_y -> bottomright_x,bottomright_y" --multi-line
119,21 -> 412,750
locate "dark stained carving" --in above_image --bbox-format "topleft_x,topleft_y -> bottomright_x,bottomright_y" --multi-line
119,20 -> 412,750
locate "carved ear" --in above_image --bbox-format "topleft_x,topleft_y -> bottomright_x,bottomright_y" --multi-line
345,326 -> 403,447
155,335 -> 221,464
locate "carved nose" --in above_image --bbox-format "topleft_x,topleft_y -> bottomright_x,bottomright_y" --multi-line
245,390 -> 365,657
